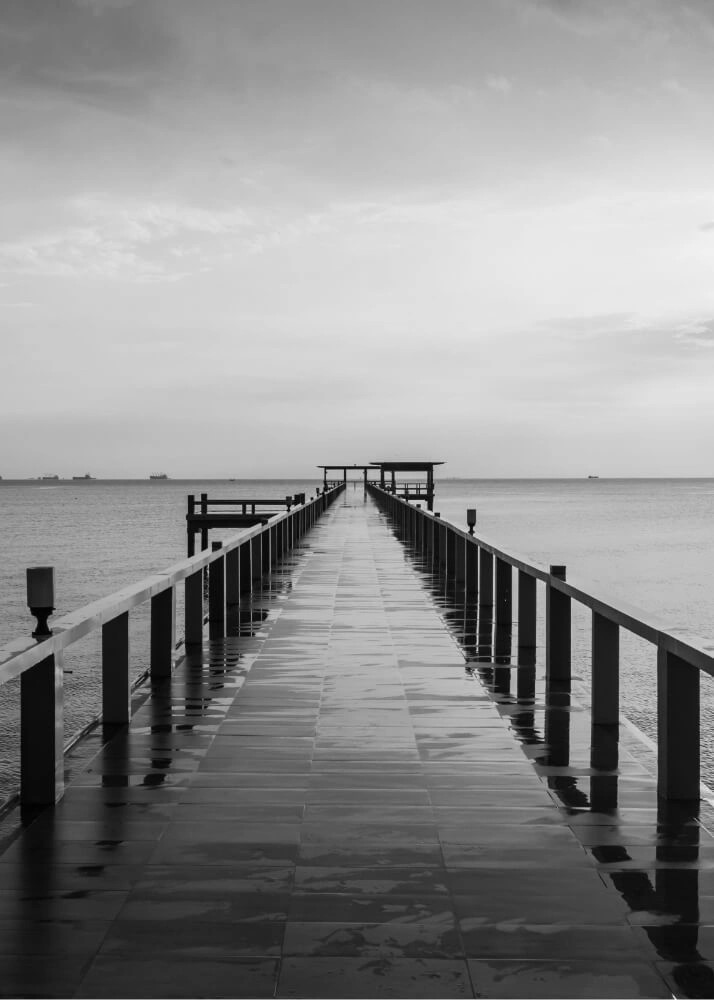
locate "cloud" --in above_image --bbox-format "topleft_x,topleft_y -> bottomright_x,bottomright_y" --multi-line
485,74 -> 513,94
699,221 -> 714,232
0,196 -> 254,280
675,319 -> 714,348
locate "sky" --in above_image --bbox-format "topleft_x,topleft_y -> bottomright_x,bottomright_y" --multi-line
2,0 -> 714,478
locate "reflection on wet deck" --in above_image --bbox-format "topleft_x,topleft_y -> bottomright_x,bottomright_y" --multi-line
0,490 -> 712,997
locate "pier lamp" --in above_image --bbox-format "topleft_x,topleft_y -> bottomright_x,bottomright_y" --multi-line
26,566 -> 55,639
466,509 -> 477,535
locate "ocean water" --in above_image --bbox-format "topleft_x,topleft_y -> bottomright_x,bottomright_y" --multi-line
1,477 -> 713,799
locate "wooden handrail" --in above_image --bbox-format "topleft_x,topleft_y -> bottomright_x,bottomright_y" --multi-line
368,483 -> 711,802
0,484 -> 345,807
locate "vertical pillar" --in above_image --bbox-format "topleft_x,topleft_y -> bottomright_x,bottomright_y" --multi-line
239,542 -> 251,594
184,568 -> 204,646
150,586 -> 175,679
657,647 -> 700,800
200,493 -> 208,552
479,549 -> 493,609
592,612 -> 619,725
495,558 -> 512,631
517,571 -> 536,655
465,540 -> 478,597
21,651 -> 64,805
446,529 -> 456,579
455,535 -> 466,586
261,527 -> 271,573
251,534 -> 262,581
226,548 -> 240,606
209,542 -> 225,640
187,494 -> 195,558
103,610 -> 131,723
546,565 -> 570,683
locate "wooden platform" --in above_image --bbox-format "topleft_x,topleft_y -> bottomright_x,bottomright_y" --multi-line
0,491 -> 710,997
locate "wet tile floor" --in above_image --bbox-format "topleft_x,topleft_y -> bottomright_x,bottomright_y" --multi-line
1,490 -> 714,997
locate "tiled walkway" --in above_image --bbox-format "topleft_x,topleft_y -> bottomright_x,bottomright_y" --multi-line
0,491 -> 712,996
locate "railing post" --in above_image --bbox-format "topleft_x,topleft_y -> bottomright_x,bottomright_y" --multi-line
226,547 -> 240,606
546,565 -> 570,683
495,557 -> 512,630
517,570 -> 536,655
455,535 -> 466,587
21,651 -> 64,805
446,528 -> 456,580
657,646 -> 700,800
200,493 -> 208,552
251,534 -> 262,582
239,541 -> 251,593
479,549 -> 493,609
187,494 -> 195,558
209,541 -> 225,640
102,610 -> 131,724
592,612 -> 619,725
184,568 -> 204,647
465,539 -> 478,597
439,521 -> 447,570
150,586 -> 175,679
261,527 -> 271,575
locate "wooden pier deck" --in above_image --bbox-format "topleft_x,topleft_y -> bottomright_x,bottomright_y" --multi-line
0,490 -> 711,997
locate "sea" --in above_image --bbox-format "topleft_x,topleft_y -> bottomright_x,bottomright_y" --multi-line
1,476 -> 713,802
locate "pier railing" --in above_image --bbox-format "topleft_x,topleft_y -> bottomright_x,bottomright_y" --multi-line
368,484 -> 714,802
0,484 -> 344,808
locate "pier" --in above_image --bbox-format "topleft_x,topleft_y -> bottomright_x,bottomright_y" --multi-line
1,473 -> 714,997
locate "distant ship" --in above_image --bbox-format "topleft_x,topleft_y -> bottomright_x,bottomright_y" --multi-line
587,475 -> 600,479
149,473 -> 169,480
72,474 -> 95,480
40,474 -> 59,480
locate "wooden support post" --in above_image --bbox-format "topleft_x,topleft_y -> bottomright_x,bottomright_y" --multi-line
200,493 -> 208,552
517,571 -> 536,654
251,535 -> 262,581
208,542 -> 226,639
21,652 -> 64,805
102,611 -> 131,726
209,542 -> 225,640
479,549 -> 493,609
495,558 -> 512,631
465,539 -> 478,597
103,610 -> 131,723
261,528 -> 271,574
446,529 -> 456,579
226,548 -> 240,606
657,647 -> 700,800
455,535 -> 466,586
187,494 -> 195,557
150,586 -> 175,679
184,568 -> 204,647
592,612 -> 619,725
239,542 -> 251,594
546,565 -> 570,683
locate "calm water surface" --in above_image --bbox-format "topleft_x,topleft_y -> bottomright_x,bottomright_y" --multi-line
1,477 -> 713,798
